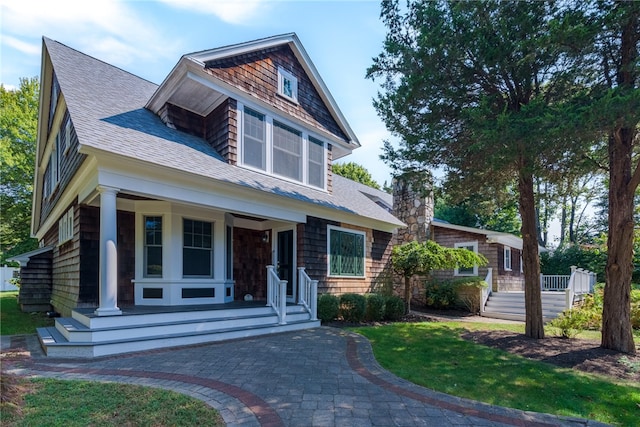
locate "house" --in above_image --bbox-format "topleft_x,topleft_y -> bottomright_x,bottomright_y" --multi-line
24,34 -> 404,357
430,220 -> 526,292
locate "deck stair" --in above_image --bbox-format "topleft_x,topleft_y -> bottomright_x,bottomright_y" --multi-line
482,292 -> 567,322
37,303 -> 319,358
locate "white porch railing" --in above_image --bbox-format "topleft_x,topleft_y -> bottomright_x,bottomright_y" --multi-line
266,265 -> 287,325
540,274 -> 571,291
565,266 -> 596,310
298,267 -> 318,321
480,268 -> 493,314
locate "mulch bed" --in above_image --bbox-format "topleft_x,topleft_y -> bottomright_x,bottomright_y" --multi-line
460,329 -> 640,383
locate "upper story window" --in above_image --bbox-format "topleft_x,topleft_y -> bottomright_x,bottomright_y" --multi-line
454,241 -> 478,276
240,104 -> 327,190
49,74 -> 60,130
277,67 -> 298,102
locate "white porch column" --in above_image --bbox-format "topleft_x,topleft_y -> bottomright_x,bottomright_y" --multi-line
95,185 -> 122,316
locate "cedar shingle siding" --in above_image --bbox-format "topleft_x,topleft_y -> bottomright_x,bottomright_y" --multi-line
204,45 -> 347,142
39,110 -> 86,228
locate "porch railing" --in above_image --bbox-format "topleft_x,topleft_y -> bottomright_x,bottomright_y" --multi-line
540,274 -> 571,291
566,266 -> 596,310
298,267 -> 318,321
480,267 -> 493,314
266,265 -> 287,325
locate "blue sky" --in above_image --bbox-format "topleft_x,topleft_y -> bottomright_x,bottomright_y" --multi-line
0,0 -> 395,186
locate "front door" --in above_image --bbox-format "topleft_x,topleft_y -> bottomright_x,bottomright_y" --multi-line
276,229 -> 295,302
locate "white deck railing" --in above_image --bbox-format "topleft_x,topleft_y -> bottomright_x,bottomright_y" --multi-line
540,274 -> 571,291
565,266 -> 596,310
298,267 -> 318,321
266,265 -> 287,325
480,268 -> 493,314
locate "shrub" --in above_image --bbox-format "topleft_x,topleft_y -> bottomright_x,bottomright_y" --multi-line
631,288 -> 640,329
383,295 -> 405,321
451,277 -> 487,314
549,310 -> 586,339
364,293 -> 386,321
339,293 -> 366,323
317,293 -> 339,323
424,279 -> 457,309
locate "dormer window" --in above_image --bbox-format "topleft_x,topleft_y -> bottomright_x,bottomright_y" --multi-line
239,103 -> 326,190
277,67 -> 298,102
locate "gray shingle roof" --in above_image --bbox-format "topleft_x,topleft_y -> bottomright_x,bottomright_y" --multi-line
45,38 -> 403,228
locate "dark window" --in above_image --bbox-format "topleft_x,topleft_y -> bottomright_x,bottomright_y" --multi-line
144,216 -> 163,277
329,228 -> 365,277
183,219 -> 213,277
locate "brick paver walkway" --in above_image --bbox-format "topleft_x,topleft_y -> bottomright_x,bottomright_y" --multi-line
2,328 -> 608,427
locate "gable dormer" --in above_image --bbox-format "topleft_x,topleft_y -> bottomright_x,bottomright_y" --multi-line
146,34 -> 359,192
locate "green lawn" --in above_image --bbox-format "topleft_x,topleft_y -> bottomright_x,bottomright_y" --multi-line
0,291 -> 53,335
1,376 -> 224,427
352,322 -> 640,427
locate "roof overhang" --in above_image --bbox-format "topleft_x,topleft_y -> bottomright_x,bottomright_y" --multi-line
432,221 -> 548,252
7,246 -> 53,267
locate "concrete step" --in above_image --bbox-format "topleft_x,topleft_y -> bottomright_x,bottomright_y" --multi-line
482,292 -> 568,322
38,319 -> 320,358
39,304 -> 319,358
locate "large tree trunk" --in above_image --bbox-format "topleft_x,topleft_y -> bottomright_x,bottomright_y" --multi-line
601,130 -> 636,354
600,3 -> 638,355
518,163 -> 544,339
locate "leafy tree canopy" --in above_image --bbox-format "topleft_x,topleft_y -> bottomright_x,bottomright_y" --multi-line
332,162 -> 380,189
0,78 -> 39,264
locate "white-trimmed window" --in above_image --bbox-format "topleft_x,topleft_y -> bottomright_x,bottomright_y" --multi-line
242,108 -> 266,170
239,103 -> 327,189
58,207 -> 74,244
225,225 -> 233,281
43,163 -> 51,200
504,247 -> 512,271
183,218 -> 213,277
328,226 -> 365,277
308,136 -> 325,188
63,116 -> 71,155
144,216 -> 163,277
277,67 -> 298,102
273,121 -> 302,181
454,241 -> 478,276
49,145 -> 59,194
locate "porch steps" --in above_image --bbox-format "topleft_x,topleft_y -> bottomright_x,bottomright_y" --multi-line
37,304 -> 320,358
482,292 -> 567,322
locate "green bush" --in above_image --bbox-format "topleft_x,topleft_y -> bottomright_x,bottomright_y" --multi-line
549,310 -> 590,338
364,293 -> 386,321
424,279 -> 457,309
451,277 -> 487,314
631,288 -> 640,329
383,295 -> 405,321
317,293 -> 339,323
339,293 -> 366,322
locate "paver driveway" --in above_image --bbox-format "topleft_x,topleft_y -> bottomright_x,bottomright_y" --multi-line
2,327 -> 607,427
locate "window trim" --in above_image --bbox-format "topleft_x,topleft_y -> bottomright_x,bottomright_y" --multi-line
277,67 -> 298,103
454,241 -> 479,276
182,218 -> 214,278
504,246 -> 512,271
238,102 -> 327,190
144,215 -> 163,278
58,207 -> 74,245
327,225 -> 366,278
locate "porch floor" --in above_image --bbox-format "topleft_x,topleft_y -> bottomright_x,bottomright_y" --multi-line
75,299 -> 289,318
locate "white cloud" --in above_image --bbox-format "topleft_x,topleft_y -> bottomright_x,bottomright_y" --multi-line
1,35 -> 40,56
1,0 -> 181,66
157,0 -> 268,25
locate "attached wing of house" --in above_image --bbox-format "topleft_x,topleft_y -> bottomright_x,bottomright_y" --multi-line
31,33 -> 403,318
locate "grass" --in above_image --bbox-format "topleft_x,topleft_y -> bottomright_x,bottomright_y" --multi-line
0,291 -> 53,335
352,322 -> 640,427
1,376 -> 224,427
